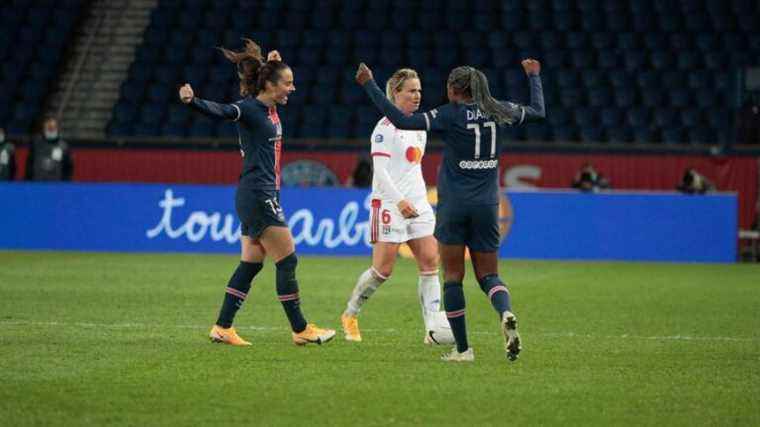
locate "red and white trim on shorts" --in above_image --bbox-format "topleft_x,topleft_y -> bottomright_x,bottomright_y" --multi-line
446,309 -> 466,319
370,198 -> 381,244
420,270 -> 439,276
226,287 -> 248,300
277,293 -> 299,302
487,285 -> 509,299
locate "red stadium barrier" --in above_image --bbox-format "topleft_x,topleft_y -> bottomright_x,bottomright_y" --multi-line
13,147 -> 758,228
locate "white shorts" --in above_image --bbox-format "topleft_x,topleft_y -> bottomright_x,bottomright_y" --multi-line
370,198 -> 435,243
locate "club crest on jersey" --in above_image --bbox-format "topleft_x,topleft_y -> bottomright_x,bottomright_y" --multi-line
374,134 -> 384,143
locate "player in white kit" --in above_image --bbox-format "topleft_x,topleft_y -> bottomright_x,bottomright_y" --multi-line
341,68 -> 454,344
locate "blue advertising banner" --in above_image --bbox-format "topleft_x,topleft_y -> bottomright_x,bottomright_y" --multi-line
0,183 -> 737,262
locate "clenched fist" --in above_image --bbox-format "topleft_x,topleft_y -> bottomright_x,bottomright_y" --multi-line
355,63 -> 374,85
521,59 -> 541,76
267,50 -> 282,62
179,83 -> 194,104
397,199 -> 419,219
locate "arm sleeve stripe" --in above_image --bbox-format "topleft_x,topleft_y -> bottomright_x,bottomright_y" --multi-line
371,152 -> 391,157
519,107 -> 526,125
423,112 -> 431,131
232,104 -> 242,122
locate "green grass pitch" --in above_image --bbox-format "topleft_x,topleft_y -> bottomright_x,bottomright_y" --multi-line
1,251 -> 759,426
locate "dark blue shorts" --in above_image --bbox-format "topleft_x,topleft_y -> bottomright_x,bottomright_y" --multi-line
434,203 -> 500,252
235,188 -> 286,240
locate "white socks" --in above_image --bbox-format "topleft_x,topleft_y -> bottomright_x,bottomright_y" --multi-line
345,267 -> 442,332
418,271 -> 442,330
345,267 -> 386,316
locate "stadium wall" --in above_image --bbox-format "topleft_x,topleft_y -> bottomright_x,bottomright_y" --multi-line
0,183 -> 737,262
10,147 -> 759,229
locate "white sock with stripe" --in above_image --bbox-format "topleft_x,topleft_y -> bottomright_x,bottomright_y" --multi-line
345,267 -> 386,316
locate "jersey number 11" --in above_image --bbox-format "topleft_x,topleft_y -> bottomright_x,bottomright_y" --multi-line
467,121 -> 496,159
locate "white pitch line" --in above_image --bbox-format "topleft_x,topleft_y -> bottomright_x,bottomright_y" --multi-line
1,320 -> 758,343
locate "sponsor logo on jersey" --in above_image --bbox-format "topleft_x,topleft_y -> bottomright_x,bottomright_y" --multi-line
458,159 -> 499,169
405,146 -> 423,164
382,225 -> 391,235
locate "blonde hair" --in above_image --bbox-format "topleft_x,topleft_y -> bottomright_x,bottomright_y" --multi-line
385,68 -> 419,102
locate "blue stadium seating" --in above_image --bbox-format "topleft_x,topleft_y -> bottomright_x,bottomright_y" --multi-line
99,0 -> 760,144
0,0 -> 84,134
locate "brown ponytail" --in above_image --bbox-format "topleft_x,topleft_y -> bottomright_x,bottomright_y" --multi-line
218,38 -> 290,97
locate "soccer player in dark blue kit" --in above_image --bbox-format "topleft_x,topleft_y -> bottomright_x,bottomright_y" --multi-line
179,39 -> 335,346
356,59 -> 545,362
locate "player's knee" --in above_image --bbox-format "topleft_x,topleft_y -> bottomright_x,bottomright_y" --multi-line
275,252 -> 297,271
417,256 -> 438,273
444,271 -> 464,283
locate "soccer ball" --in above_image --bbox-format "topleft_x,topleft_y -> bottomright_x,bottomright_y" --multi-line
425,311 -> 455,345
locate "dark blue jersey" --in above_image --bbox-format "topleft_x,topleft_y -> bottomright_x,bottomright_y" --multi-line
190,96 -> 282,190
362,74 -> 544,205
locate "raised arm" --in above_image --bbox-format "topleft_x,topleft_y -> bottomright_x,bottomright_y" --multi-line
356,63 -> 428,131
504,59 -> 545,125
179,83 -> 241,121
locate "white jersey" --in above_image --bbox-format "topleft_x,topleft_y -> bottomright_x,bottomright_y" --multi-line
370,117 -> 428,203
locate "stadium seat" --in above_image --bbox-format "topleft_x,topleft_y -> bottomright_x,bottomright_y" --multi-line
552,125 -> 578,142
616,32 -> 640,50
653,108 -> 679,129
633,127 -> 656,144
662,128 -> 684,144
574,107 -> 597,128
580,126 -> 606,143
669,90 -> 691,108
679,109 -> 702,128
607,126 -> 634,143
640,89 -> 665,108
626,107 -> 649,128
687,126 -> 714,145
614,88 -> 636,109
600,108 -> 623,128
524,123 -> 550,141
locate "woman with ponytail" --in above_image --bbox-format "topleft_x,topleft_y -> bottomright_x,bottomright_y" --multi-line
179,38 -> 335,347
356,59 -> 545,362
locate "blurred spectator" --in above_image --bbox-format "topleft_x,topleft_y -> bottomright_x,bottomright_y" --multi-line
736,99 -> 760,145
25,117 -> 73,181
347,155 -> 372,188
571,163 -> 610,192
676,168 -> 715,194
0,128 -> 16,181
